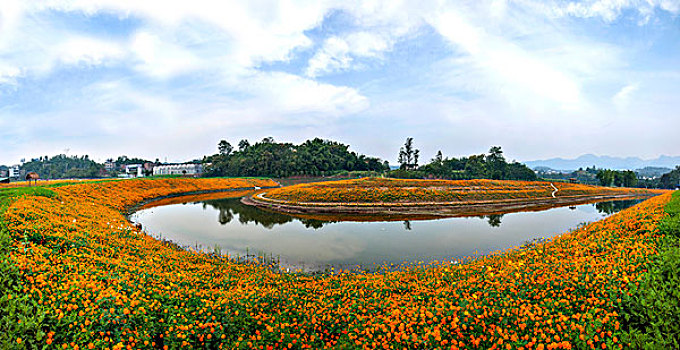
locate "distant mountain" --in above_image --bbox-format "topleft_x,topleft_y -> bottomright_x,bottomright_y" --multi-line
525,154 -> 680,171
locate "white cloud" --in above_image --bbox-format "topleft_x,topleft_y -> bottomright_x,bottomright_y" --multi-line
33,0 -> 331,68
529,0 -> 680,22
306,37 -> 353,77
1,0 -> 679,164
428,6 -> 583,109
0,4 -> 129,82
306,31 -> 396,77
56,37 -> 125,66
612,83 -> 639,110
305,0 -> 430,77
0,65 -> 21,84
245,71 -> 369,117
130,31 -> 201,78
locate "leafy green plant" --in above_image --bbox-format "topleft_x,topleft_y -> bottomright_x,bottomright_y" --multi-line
620,190 -> 680,348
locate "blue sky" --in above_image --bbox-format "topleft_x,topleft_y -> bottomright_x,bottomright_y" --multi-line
1,0 -> 679,165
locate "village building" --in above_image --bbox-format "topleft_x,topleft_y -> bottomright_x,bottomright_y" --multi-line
124,164 -> 144,178
8,165 -> 21,179
104,159 -> 116,171
153,163 -> 203,176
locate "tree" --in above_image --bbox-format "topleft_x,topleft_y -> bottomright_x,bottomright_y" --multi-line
203,137 -> 389,177
486,146 -> 507,180
20,154 -> 105,179
596,169 -> 615,186
218,140 -> 233,156
238,139 -> 250,151
398,137 -> 419,170
659,166 -> 680,189
621,170 -> 638,187
465,154 -> 487,178
596,169 -> 638,187
432,150 -> 443,165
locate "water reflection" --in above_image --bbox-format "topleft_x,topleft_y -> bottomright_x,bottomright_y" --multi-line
595,199 -> 641,215
203,198 -> 329,229
199,197 -> 642,230
133,196 -> 649,272
202,197 -> 517,229
485,214 -> 504,227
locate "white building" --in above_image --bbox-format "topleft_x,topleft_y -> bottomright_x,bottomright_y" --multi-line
8,165 -> 20,179
153,163 -> 203,176
125,164 -> 144,177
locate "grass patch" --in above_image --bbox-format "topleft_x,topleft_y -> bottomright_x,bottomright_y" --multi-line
620,190 -> 680,348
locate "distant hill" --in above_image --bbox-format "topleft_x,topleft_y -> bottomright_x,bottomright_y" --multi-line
525,154 -> 680,171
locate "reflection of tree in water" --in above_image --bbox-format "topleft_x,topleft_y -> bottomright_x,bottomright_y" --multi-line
202,198 -> 330,229
403,220 -> 412,230
486,214 -> 504,227
594,200 -> 641,215
301,219 -> 327,229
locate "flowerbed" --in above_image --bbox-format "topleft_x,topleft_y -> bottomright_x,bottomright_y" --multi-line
261,178 -> 663,205
1,178 -> 674,349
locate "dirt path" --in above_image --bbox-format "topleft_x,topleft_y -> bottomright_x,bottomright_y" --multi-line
550,183 -> 558,198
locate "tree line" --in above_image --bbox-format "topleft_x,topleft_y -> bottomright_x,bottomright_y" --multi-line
391,139 -> 537,181
595,169 -> 638,187
203,137 -> 389,178
15,154 -> 156,179
657,166 -> 680,189
21,154 -> 104,179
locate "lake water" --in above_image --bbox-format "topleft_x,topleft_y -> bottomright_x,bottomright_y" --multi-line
130,194 -> 641,272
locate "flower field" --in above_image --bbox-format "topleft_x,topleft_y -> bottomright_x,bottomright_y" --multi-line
1,178 -> 675,349
0,178 -> 122,189
261,178 -> 663,205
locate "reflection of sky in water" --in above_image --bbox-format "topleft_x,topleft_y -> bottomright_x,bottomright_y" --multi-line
131,198 -> 639,271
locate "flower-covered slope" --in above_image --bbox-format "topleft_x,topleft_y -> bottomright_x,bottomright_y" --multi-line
262,178 -> 663,205
3,178 -> 672,349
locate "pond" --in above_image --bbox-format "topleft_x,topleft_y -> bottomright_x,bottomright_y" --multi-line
130,193 -> 642,272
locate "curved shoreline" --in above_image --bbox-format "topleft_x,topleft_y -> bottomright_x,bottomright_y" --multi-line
125,186 -> 279,217
243,192 -> 660,219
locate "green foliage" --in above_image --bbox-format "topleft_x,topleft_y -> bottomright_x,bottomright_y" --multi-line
658,192 -> 680,239
658,166 -> 680,190
386,169 -> 428,179
398,137 -> 419,170
114,155 -> 153,166
596,169 -> 638,187
21,154 -> 104,179
204,137 -> 389,178
398,146 -> 537,181
620,190 -> 680,348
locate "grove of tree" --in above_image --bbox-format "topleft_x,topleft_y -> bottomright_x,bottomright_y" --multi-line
203,137 -> 389,178
390,144 -> 537,181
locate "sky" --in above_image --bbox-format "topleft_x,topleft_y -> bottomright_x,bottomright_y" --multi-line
1,0 -> 679,165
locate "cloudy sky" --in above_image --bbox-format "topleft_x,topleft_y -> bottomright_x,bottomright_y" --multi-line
1,0 -> 679,165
